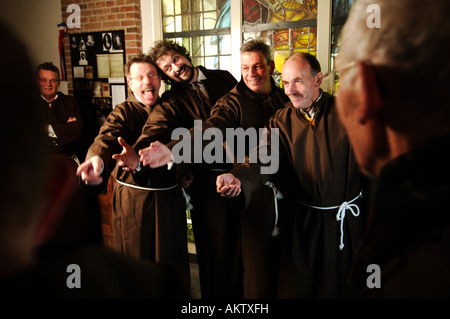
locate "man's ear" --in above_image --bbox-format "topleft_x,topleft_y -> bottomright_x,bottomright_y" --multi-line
33,156 -> 78,246
268,60 -> 275,75
315,72 -> 323,88
356,61 -> 383,124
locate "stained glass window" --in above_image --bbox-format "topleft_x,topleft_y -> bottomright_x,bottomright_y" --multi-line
331,0 -> 354,92
160,0 -> 352,90
242,0 -> 318,85
162,0 -> 232,72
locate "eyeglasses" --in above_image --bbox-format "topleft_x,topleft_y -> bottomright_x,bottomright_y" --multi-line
39,78 -> 60,85
129,73 -> 159,81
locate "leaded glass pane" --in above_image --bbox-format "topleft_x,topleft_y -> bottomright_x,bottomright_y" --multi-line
163,16 -> 175,33
204,0 -> 216,11
219,56 -> 232,73
192,57 -> 203,67
218,34 -> 231,54
191,0 -> 202,13
175,0 -> 181,15
161,0 -> 231,71
163,0 -> 174,15
181,15 -> 189,31
206,35 -> 219,56
191,13 -> 203,31
330,0 -> 354,93
192,36 -> 205,57
181,1 -> 190,14
333,0 -> 353,17
205,56 -> 217,69
242,0 -> 318,86
243,0 -> 317,24
181,38 -> 190,51
204,12 -> 218,30
176,15 -> 183,32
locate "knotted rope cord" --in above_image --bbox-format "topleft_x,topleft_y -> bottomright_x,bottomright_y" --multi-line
265,181 -> 284,237
298,191 -> 362,250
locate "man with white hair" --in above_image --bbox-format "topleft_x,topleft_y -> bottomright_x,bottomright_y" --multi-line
336,0 -> 450,297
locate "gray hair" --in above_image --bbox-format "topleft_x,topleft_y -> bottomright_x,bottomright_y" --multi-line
339,0 -> 450,100
240,39 -> 273,64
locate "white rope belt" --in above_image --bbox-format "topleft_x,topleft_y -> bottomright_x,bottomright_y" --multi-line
265,181 -> 284,237
69,155 -> 81,166
115,179 -> 178,191
116,179 -> 194,214
181,187 -> 194,212
297,191 -> 362,251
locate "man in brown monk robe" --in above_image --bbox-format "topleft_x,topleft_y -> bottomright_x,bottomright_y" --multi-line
127,39 -> 290,299
114,39 -> 240,299
217,52 -> 368,298
76,54 -> 190,289
0,22 -> 189,300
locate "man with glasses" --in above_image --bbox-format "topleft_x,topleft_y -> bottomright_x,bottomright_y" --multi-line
37,62 -> 84,160
216,52 -> 368,298
37,62 -> 100,252
121,39 -> 290,299
335,0 -> 450,298
76,54 -> 190,290
115,39 -> 239,299
0,23 -> 190,300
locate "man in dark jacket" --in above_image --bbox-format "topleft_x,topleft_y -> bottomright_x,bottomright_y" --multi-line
334,0 -> 450,298
37,62 -> 84,160
37,62 -> 100,248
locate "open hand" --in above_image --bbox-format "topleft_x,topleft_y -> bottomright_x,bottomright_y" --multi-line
216,173 -> 241,197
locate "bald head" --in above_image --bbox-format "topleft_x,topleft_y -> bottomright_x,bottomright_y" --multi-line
282,53 -> 322,110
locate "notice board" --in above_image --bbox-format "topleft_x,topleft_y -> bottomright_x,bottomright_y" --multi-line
69,30 -> 127,124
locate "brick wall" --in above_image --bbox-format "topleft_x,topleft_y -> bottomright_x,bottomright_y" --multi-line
61,0 -> 142,94
60,0 -> 143,248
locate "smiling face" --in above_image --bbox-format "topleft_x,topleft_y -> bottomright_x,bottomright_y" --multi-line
38,70 -> 60,101
241,50 -> 274,95
127,62 -> 161,107
156,50 -> 196,85
281,55 -> 321,110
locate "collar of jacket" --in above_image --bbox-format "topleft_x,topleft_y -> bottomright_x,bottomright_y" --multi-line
287,89 -> 329,112
169,65 -> 209,90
